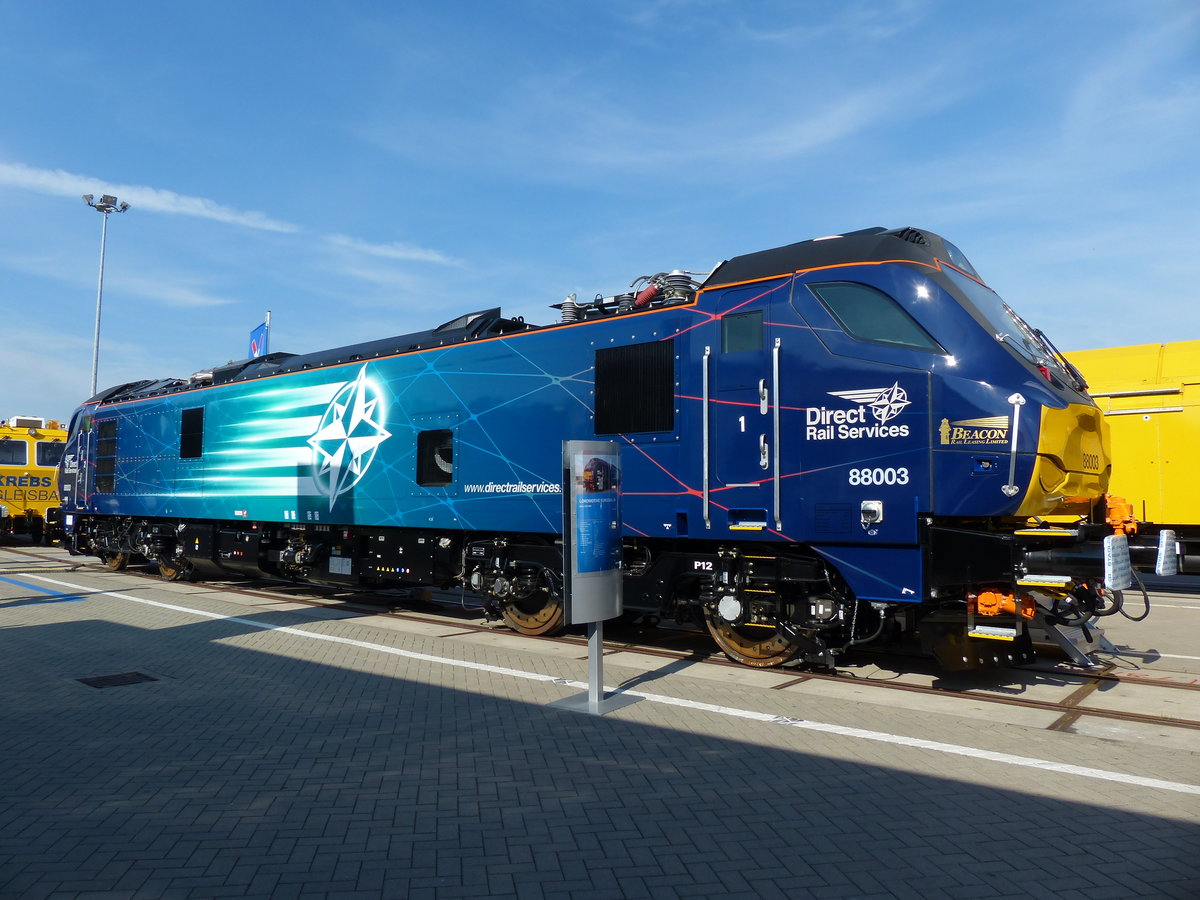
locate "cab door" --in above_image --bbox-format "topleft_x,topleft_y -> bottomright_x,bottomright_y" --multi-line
59,409 -> 93,514
708,279 -> 789,532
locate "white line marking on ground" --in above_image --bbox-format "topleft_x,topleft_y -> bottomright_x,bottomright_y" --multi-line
25,573 -> 1200,797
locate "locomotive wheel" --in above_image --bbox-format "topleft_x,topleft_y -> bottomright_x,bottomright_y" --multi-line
158,559 -> 190,582
500,592 -> 566,636
704,610 -> 806,668
101,552 -> 129,572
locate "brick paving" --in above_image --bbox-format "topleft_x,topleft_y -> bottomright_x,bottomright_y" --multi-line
1,564 -> 1198,899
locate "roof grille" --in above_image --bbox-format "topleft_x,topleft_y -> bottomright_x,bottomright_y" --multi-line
891,227 -> 928,245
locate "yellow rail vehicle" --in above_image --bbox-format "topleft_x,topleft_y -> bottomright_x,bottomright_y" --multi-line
1066,341 -> 1200,573
0,416 -> 66,542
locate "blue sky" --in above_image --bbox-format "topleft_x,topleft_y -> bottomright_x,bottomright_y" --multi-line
1,0 -> 1197,423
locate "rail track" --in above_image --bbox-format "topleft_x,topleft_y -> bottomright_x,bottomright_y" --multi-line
4,543 -> 1198,735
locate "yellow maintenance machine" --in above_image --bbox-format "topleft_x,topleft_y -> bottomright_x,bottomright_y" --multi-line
0,415 -> 66,542
1067,340 -> 1200,573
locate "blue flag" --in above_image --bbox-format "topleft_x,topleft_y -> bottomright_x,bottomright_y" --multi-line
249,321 -> 269,358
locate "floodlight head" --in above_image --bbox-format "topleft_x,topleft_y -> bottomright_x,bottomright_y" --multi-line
118,202 -> 130,212
100,194 -> 118,206
82,194 -> 94,204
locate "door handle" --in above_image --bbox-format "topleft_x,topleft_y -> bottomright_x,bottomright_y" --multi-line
759,379 -> 768,415
759,434 -> 769,469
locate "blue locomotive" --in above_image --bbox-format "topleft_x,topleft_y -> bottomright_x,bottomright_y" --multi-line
58,227 -> 1149,669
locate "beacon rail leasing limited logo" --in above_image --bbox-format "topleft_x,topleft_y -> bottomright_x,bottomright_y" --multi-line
939,416 -> 1010,445
807,383 -> 912,440
307,366 -> 392,508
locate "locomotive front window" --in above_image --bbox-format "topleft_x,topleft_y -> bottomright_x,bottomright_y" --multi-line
941,238 -> 981,280
943,268 -> 1076,383
0,439 -> 27,466
808,282 -> 944,353
36,441 -> 65,467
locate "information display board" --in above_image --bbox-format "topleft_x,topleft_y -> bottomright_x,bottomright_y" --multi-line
562,440 -> 622,624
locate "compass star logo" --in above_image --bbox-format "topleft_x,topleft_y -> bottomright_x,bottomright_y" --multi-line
307,366 -> 391,509
827,383 -> 911,424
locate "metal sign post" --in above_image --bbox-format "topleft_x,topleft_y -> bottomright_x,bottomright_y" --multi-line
550,440 -> 640,716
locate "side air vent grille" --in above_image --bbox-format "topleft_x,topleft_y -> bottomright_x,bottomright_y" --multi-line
594,340 -> 675,434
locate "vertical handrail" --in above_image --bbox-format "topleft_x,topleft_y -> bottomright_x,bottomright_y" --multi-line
702,346 -> 712,529
1002,392 -> 1026,498
772,338 -> 782,530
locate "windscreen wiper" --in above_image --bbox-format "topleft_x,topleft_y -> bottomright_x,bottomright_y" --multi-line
1033,328 -> 1088,392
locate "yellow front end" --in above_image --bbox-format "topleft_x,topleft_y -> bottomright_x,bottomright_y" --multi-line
0,417 -> 67,539
1015,402 -> 1111,518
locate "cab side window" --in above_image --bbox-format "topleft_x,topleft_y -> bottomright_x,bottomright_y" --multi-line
808,282 -> 943,353
722,310 -> 763,354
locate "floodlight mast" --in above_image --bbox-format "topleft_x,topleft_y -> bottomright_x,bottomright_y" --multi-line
83,193 -> 131,396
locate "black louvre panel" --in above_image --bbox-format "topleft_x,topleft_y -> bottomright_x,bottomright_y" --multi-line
594,340 -> 675,434
180,407 -> 205,459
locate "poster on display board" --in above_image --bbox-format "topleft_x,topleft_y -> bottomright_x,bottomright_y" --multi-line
562,440 -> 622,624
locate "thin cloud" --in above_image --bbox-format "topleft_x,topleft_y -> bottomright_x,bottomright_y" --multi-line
116,185 -> 299,234
0,160 -> 461,282
0,245 -> 237,309
364,49 -> 961,185
326,233 -> 459,265
120,275 -> 238,309
1059,10 -> 1199,164
0,161 -> 299,233
895,12 -> 1199,210
733,0 -> 933,44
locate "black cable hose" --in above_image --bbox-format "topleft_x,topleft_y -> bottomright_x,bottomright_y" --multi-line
1089,585 -> 1125,617
1119,571 -> 1153,622
847,606 -> 887,647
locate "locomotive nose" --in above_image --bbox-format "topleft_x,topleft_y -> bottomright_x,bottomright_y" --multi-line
1018,402 -> 1111,516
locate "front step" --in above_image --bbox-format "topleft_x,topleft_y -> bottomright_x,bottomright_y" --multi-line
920,611 -> 1036,670
1027,613 -> 1117,668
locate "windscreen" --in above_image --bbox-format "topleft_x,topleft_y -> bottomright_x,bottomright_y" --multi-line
0,439 -> 27,466
943,268 -> 1079,385
36,442 -> 65,467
